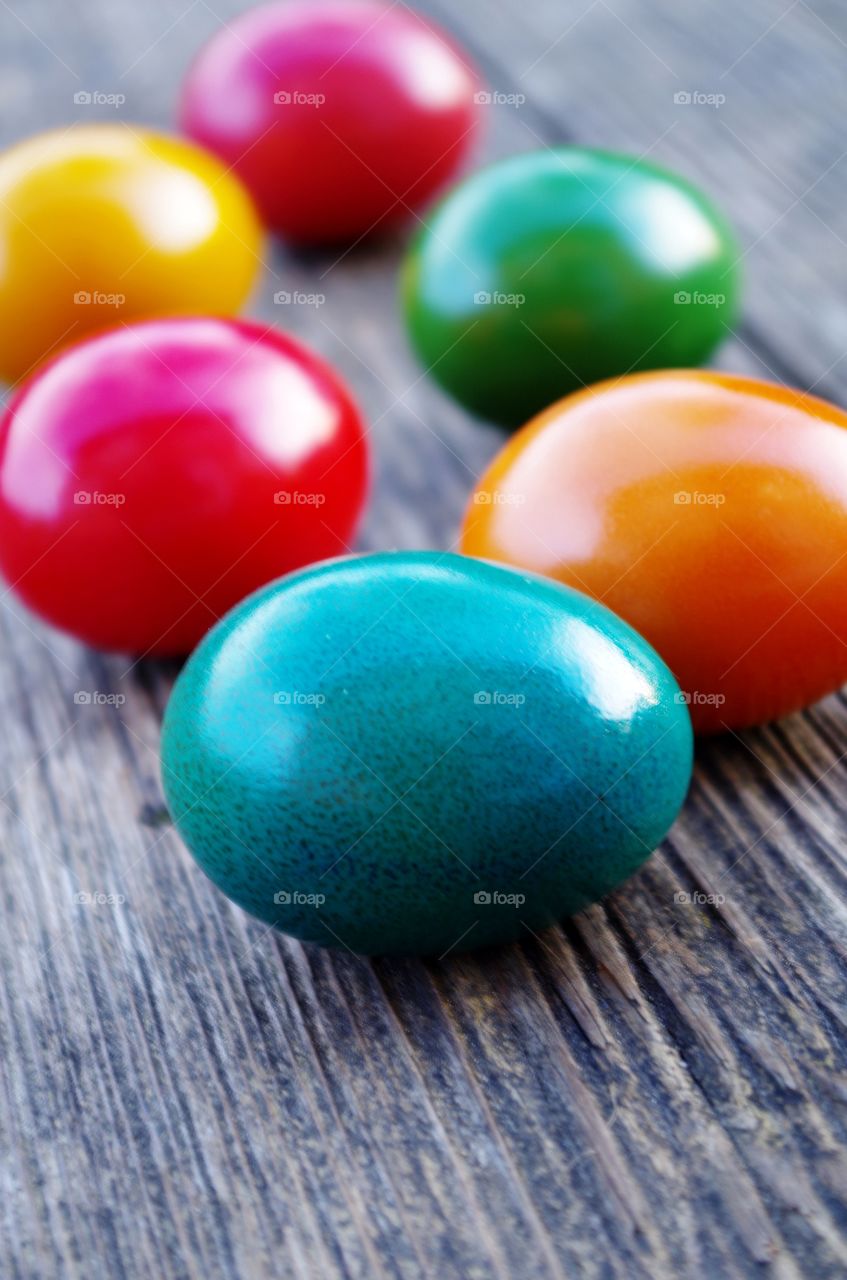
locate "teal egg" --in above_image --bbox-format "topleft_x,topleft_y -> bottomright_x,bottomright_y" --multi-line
161,552 -> 693,956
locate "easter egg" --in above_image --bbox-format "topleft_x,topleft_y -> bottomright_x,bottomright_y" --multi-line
461,370 -> 847,732
0,317 -> 368,656
0,126 -> 262,385
180,0 -> 481,244
161,552 -> 693,956
402,148 -> 739,427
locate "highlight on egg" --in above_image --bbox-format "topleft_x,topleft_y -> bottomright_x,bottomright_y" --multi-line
180,0 -> 482,245
161,551 -> 693,956
461,370 -> 847,732
0,317 -> 369,656
401,146 -> 739,427
0,125 -> 262,385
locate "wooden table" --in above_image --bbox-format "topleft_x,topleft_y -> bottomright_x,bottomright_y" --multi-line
2,1 -> 846,1276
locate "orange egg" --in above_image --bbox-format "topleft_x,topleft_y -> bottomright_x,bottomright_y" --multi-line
461,370 -> 847,732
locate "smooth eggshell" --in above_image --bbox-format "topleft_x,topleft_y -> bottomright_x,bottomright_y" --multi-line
180,0 -> 480,244
161,552 -> 692,955
0,317 -> 368,655
461,370 -> 847,732
402,147 -> 739,427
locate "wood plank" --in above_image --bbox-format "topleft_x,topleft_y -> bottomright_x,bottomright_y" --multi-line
0,1 -> 845,1278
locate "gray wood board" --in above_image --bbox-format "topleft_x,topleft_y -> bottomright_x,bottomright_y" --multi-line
0,1 -> 846,1277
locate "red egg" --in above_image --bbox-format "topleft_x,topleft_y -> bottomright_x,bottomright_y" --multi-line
180,0 -> 481,244
0,318 -> 368,655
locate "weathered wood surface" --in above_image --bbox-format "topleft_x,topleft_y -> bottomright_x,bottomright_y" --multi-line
1,1 -> 846,1277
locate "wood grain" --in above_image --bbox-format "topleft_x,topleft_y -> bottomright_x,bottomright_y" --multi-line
0,1 -> 846,1277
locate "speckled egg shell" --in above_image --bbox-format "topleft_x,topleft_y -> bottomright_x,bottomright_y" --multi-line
160,552 -> 693,956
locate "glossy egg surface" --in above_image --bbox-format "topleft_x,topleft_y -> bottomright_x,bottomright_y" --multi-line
402,147 -> 739,426
461,370 -> 847,732
161,551 -> 693,955
0,125 -> 261,384
0,317 -> 368,656
180,0 -> 480,244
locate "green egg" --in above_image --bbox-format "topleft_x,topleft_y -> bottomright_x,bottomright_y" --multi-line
402,147 -> 740,427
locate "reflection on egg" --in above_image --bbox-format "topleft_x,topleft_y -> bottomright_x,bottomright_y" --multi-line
161,552 -> 693,956
402,147 -> 739,427
461,370 -> 847,732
